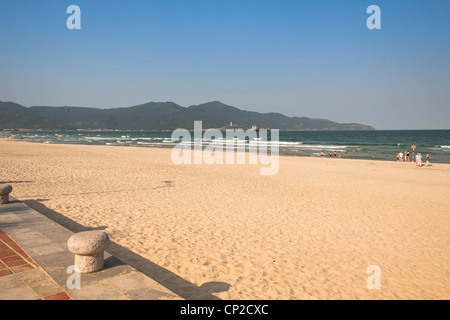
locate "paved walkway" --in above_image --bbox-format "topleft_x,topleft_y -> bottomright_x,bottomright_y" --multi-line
0,229 -> 71,300
0,197 -> 182,300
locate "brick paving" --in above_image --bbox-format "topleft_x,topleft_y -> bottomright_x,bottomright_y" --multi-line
0,229 -> 37,275
0,228 -> 71,300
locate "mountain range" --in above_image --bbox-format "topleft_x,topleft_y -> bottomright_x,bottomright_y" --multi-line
0,101 -> 375,131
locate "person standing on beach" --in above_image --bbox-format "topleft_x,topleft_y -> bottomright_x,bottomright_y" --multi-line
346,152 -> 349,159
334,151 -> 337,158
416,153 -> 422,167
406,151 -> 410,162
338,151 -> 341,158
329,151 -> 332,158
397,153 -> 400,162
426,154 -> 431,167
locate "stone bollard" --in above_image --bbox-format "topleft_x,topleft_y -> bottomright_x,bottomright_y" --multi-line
67,231 -> 110,273
0,184 -> 13,204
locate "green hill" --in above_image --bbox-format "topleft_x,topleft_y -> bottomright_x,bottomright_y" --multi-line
0,101 -> 375,131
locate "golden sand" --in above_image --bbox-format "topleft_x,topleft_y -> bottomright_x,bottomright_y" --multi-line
1,139 -> 449,299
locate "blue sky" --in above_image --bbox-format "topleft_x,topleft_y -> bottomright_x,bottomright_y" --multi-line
0,0 -> 449,129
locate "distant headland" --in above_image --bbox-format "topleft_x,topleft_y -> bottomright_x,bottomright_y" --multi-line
0,101 -> 375,131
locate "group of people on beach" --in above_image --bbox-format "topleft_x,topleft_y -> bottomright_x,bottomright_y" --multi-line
318,151 -> 349,159
317,148 -> 432,166
397,151 -> 431,167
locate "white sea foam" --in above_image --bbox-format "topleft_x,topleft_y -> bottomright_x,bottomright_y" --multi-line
85,137 -> 118,141
137,142 -> 157,145
265,144 -> 347,150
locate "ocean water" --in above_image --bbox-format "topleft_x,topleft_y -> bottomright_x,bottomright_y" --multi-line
1,130 -> 450,164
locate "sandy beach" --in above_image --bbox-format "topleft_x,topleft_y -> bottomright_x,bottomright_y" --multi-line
1,138 -> 449,300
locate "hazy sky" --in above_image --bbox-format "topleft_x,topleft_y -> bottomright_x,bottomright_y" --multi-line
1,0 -> 449,129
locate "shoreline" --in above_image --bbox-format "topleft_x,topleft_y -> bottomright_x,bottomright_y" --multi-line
1,138 -> 446,167
1,139 -> 449,299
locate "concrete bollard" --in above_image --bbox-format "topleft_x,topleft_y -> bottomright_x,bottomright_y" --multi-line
0,184 -> 13,204
67,231 -> 110,273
